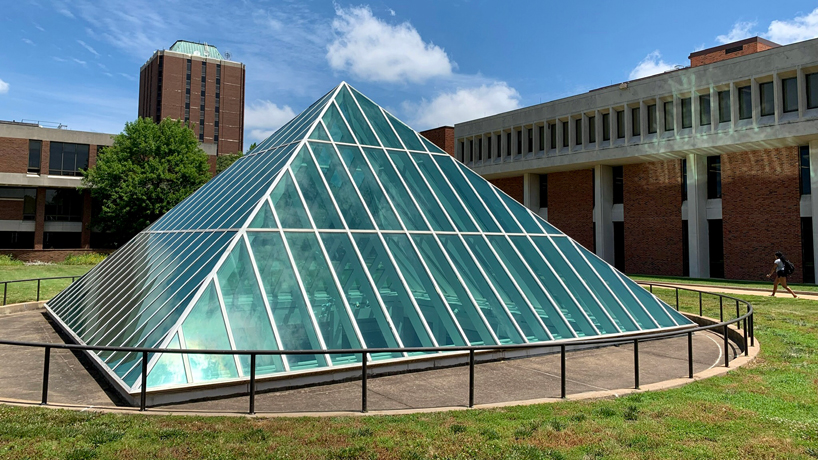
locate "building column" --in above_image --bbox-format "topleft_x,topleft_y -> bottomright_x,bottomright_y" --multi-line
81,190 -> 92,249
523,173 -> 538,211
34,187 -> 46,250
686,154 -> 710,278
594,165 -> 614,264
809,141 -> 818,283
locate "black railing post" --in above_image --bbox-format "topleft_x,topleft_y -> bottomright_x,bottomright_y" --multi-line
743,318 -> 748,356
633,339 -> 640,389
675,288 -> 679,311
699,292 -> 702,316
735,300 -> 740,329
560,345 -> 566,399
649,284 -> 653,293
719,296 -> 723,322
2,282 -> 6,305
750,313 -> 754,347
140,351 -> 148,411
361,353 -> 368,413
723,324 -> 729,368
249,353 -> 256,415
687,332 -> 693,378
41,346 -> 50,405
468,349 -> 475,408
36,279 -> 41,301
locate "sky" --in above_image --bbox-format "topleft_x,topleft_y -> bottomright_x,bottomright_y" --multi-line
2,1 -> 818,150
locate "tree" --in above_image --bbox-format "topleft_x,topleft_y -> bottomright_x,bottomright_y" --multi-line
82,117 -> 212,244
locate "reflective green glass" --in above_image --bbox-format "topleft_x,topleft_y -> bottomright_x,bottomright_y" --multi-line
290,146 -> 343,229
493,187 -> 546,234
432,155 -> 501,232
486,236 -> 574,339
508,236 -> 598,337
529,236 -> 619,334
217,238 -> 286,376
146,333 -> 186,388
349,86 -> 403,149
411,153 -> 478,232
436,235 -> 524,344
412,234 -> 496,346
463,235 -> 550,342
248,232 -> 326,369
386,151 -> 451,230
420,136 -> 447,154
321,232 -> 401,360
310,142 -> 374,229
457,162 -> 538,233
182,281 -> 239,383
353,233 -> 435,352
362,148 -> 428,231
335,85 -> 379,146
308,121 -> 331,141
336,145 -> 401,230
270,171 -> 311,229
322,102 -> 355,144
249,200 -> 277,229
286,232 -> 361,364
385,112 -> 425,151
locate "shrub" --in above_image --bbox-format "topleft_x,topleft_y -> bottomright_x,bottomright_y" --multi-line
62,253 -> 108,265
0,254 -> 23,266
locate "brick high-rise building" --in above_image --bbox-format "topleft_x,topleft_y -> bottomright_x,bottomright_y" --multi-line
139,41 -> 245,163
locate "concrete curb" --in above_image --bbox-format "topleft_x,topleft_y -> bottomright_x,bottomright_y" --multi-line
0,301 -> 46,316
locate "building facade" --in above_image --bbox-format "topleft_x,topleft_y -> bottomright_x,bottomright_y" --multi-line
454,37 -> 818,283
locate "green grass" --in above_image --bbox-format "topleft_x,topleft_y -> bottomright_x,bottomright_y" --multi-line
0,265 -> 94,305
632,273 -> 818,293
0,278 -> 816,458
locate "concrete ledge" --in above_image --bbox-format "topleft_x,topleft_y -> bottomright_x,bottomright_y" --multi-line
0,300 -> 45,316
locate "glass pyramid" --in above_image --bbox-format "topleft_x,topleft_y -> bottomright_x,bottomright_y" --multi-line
46,82 -> 693,396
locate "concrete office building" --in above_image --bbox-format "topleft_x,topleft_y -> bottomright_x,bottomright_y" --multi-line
454,37 -> 818,283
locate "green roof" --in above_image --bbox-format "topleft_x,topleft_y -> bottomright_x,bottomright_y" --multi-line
169,40 -> 224,60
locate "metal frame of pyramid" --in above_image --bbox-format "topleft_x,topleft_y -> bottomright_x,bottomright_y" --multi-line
45,82 -> 693,403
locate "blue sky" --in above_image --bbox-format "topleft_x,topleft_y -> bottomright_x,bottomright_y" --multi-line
2,1 -> 818,150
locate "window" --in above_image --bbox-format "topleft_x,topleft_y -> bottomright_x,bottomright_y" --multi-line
738,85 -> 752,120
562,121 -> 569,147
539,174 -> 548,208
647,105 -> 657,134
468,140 -> 473,162
718,90 -> 731,123
517,130 -> 522,154
663,101 -> 674,131
0,187 -> 37,220
616,110 -> 625,139
459,141 -> 464,162
506,132 -> 511,156
538,125 -> 545,151
49,142 -> 89,176
802,217 -> 815,283
783,77 -> 798,113
476,138 -> 482,161
44,189 -> 83,222
808,73 -> 818,109
496,134 -> 501,157
708,219 -> 724,278
613,222 -> 625,271
631,107 -> 640,137
699,95 -> 711,126
602,113 -> 611,141
760,81 -> 774,117
185,59 -> 191,123
549,123 -> 556,150
681,98 -> 692,129
588,116 -> 596,143
28,140 -> 41,174
681,159 -> 688,202
801,145 -> 811,195
575,118 -> 582,145
707,155 -> 721,199
612,166 -> 623,205
527,128 -> 533,153
487,136 -> 492,159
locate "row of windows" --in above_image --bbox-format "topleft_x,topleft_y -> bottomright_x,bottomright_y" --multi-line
0,187 -> 84,222
28,141 -> 92,177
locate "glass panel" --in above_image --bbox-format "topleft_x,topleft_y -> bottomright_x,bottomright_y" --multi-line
290,146 -> 343,229
270,171 -> 311,229
463,235 -> 550,342
308,121 -> 331,141
248,232 -> 326,369
322,102 -> 356,144
353,233 -> 435,352
217,238 -> 286,376
309,142 -> 374,229
349,86 -> 403,149
421,136 -> 447,154
411,234 -> 495,346
410,153 -> 477,232
321,232 -> 401,360
336,145 -> 401,230
249,200 -> 277,229
362,148 -> 428,231
335,85 -> 379,146
181,281 -> 239,383
436,235 -> 524,344
385,111 -> 425,151
377,149 -> 450,231
285,232 -> 361,364
444,157 -> 518,233
486,236 -> 574,339
146,333 -> 186,388
508,236 -> 598,337
383,234 -> 465,347
494,188 -> 553,234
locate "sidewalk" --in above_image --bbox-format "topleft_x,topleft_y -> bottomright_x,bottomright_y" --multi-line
642,281 -> 817,300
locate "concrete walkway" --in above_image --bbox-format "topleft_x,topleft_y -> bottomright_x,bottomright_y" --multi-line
642,281 -> 817,300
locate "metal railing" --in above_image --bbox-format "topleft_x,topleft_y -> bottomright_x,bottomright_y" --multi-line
0,280 -> 753,414
1,276 -> 79,305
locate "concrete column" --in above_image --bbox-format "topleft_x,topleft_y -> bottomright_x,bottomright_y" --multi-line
710,88 -> 718,130
81,190 -> 92,249
773,72 -> 781,123
730,83 -> 739,129
624,106 -> 632,144
523,173 -> 539,211
594,165 -> 614,264
640,101 -> 648,137
657,100 -> 666,135
34,187 -> 46,250
751,77 -> 760,124
809,141 -> 818,283
674,96 -> 682,133
686,154 -> 710,278
594,110 -> 602,149
692,94 -> 700,133
798,67 -> 806,118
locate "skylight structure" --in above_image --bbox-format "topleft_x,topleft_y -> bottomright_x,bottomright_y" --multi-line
46,83 -> 692,400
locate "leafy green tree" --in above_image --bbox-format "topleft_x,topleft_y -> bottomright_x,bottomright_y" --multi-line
82,117 -> 211,243
216,152 -> 243,174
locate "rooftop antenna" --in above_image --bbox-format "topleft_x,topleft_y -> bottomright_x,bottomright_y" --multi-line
224,52 -> 231,60
204,42 -> 209,57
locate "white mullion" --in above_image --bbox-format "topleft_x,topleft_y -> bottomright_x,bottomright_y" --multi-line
243,232 -> 291,371
213,274 -> 244,377
429,155 -> 496,232
614,269 -> 677,325
326,120 -> 377,230
132,322 -> 184,392
378,105 -> 424,152
177,328 -> 193,384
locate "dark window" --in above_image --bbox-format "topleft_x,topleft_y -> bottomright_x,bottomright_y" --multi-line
707,155 -> 721,199
459,141 -> 464,162
681,159 -> 688,202
800,145 -> 811,195
699,95 -> 711,126
539,174 -> 548,208
0,231 -> 35,249
538,125 -> 545,151
612,166 -> 623,205
527,128 -> 533,153
738,85 -> 752,120
28,140 -> 41,174
506,132 -> 511,156
44,189 -> 83,222
0,187 -> 37,220
487,136 -> 492,159
549,123 -> 556,150
477,138 -> 482,161
602,113 -> 611,141
43,232 -> 81,249
49,142 -> 89,176
631,107 -> 640,137
616,110 -> 625,139
802,217 -> 815,283
718,90 -> 731,123
783,77 -> 798,113
613,222 -> 625,272
562,121 -> 569,147
682,221 -> 689,277
725,45 -> 743,54
575,118 -> 582,145
708,219 -> 724,278
496,134 -> 502,156
663,101 -> 674,131
588,116 -> 596,143
185,59 -> 191,123
469,140 -> 473,162
647,105 -> 657,133
808,73 -> 818,109
760,81 -> 774,117
517,130 -> 522,154
681,97 -> 692,128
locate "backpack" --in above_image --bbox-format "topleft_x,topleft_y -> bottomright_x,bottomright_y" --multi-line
784,260 -> 796,276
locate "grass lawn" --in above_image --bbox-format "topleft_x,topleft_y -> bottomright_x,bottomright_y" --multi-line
631,273 -> 818,293
0,265 -> 95,305
0,278 -> 816,459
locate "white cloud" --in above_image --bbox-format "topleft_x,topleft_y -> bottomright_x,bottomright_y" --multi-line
629,50 -> 678,80
77,39 -> 99,57
72,58 -> 87,66
119,73 -> 135,81
244,100 -> 297,142
22,38 -> 35,46
53,0 -> 75,18
716,21 -> 757,44
52,56 -> 67,62
327,5 -> 453,84
33,23 -> 45,32
0,79 -> 9,95
402,82 -> 520,129
388,8 -> 396,16
765,8 -> 818,44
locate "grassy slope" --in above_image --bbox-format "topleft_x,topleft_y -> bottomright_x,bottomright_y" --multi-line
0,278 -> 816,459
0,265 -> 94,305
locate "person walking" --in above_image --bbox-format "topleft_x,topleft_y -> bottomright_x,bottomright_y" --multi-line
766,251 -> 797,298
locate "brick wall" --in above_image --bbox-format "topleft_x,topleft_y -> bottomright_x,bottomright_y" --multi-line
689,39 -> 777,67
0,200 -> 24,220
547,169 -> 594,250
623,160 -> 683,276
722,147 -> 802,282
419,126 -> 454,156
488,176 -> 524,203
220,64 -> 244,154
0,137 -> 29,174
